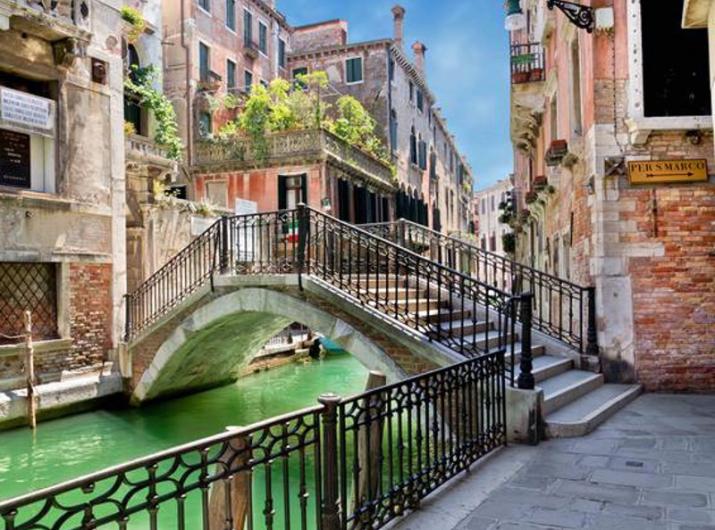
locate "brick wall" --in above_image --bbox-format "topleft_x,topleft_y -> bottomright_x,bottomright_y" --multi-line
67,263 -> 113,369
628,186 -> 715,391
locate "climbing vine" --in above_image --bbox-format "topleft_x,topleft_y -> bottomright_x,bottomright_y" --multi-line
124,65 -> 184,161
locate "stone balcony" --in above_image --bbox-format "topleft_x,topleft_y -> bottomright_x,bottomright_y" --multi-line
126,135 -> 177,170
194,128 -> 396,191
0,0 -> 91,41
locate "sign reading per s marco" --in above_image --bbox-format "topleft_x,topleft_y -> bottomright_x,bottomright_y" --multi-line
628,159 -> 709,185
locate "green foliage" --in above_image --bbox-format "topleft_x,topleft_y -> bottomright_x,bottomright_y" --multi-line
124,65 -> 184,161
215,70 -> 392,172
120,6 -> 146,43
502,232 -> 516,254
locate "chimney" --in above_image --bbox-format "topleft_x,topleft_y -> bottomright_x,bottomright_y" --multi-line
412,41 -> 427,77
392,5 -> 406,48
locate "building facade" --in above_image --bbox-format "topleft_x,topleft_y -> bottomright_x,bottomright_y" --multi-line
0,0 -> 126,386
509,0 -> 715,390
287,6 -> 473,234
161,0 -> 291,167
474,178 -> 514,255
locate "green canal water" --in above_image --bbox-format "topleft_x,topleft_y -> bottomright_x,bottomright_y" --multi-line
0,352 -> 369,504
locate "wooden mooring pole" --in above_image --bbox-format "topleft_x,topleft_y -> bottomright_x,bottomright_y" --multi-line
24,310 -> 37,430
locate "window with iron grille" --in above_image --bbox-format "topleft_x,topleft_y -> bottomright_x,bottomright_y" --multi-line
0,262 -> 58,344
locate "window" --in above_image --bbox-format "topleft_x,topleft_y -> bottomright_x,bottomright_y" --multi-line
549,96 -> 558,142
124,44 -> 144,135
278,38 -> 286,68
258,21 -> 268,54
409,81 -> 414,101
389,109 -> 398,152
244,70 -> 253,89
198,0 -> 210,13
243,10 -> 252,47
260,79 -> 268,88
388,57 -> 395,81
641,0 -> 710,117
570,38 -> 582,136
226,59 -> 236,90
416,89 -> 423,112
409,127 -> 417,165
278,174 -> 307,210
225,0 -> 235,30
0,262 -> 58,343
417,138 -> 427,170
199,42 -> 210,82
205,181 -> 228,208
292,67 -> 308,88
346,57 -> 363,84
198,111 -> 212,137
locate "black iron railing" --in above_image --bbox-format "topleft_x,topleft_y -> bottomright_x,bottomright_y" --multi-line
360,219 -> 597,355
510,43 -> 545,84
0,351 -> 506,530
124,207 -> 534,387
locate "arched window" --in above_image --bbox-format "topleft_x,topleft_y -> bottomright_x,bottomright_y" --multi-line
124,44 -> 144,136
409,126 -> 417,165
389,109 -> 398,152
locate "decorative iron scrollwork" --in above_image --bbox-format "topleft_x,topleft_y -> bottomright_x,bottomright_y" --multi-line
546,0 -> 595,32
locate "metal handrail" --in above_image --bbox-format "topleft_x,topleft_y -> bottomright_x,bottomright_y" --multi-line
0,351 -> 507,530
360,218 -> 598,354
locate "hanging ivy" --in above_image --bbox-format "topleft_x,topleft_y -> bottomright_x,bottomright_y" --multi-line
124,65 -> 184,161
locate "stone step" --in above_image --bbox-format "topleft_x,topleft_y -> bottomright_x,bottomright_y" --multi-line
394,298 -> 449,311
453,330 -> 516,352
417,308 -> 472,324
434,318 -> 494,337
508,344 -> 547,363
539,370 -> 604,416
545,384 -> 643,438
528,355 -> 573,384
364,277 -> 408,289
366,287 -> 424,300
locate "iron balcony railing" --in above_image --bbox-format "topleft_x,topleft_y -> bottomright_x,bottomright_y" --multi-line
360,218 -> 598,356
0,351 -> 506,530
124,206 -> 535,389
510,43 -> 545,84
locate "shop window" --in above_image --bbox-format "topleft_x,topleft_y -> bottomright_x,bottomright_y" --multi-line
0,262 -> 58,344
641,0 -> 710,117
0,72 -> 57,193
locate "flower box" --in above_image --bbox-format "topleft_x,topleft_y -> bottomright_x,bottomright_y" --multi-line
545,139 -> 568,167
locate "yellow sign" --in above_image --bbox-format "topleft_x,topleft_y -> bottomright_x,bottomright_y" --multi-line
628,159 -> 709,184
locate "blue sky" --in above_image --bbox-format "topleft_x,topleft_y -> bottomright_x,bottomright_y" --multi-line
280,0 -> 512,190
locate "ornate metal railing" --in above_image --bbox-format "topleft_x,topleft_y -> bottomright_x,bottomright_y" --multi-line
194,129 -> 394,189
0,352 -> 505,530
510,43 -> 545,84
360,219 -> 597,355
124,206 -> 537,388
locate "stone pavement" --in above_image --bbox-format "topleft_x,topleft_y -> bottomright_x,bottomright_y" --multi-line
391,394 -> 715,530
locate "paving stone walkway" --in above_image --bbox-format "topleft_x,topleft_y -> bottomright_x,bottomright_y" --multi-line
392,393 -> 715,530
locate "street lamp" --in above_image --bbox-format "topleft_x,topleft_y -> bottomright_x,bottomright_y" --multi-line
504,0 -> 595,33
504,0 -> 526,31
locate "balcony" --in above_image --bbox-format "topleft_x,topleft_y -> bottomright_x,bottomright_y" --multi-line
243,40 -> 260,60
510,43 -> 545,85
195,129 -> 395,191
0,0 -> 91,41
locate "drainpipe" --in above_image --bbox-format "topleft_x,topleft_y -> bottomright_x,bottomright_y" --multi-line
180,0 -> 193,166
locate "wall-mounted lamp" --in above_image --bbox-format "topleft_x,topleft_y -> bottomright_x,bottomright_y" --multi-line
504,0 -> 526,31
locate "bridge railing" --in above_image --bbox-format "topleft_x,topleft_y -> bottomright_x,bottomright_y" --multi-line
360,219 -> 598,355
0,351 -> 506,530
124,206 -> 535,389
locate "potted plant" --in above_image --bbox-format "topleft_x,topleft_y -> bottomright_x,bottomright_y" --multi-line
545,139 -> 569,166
525,190 -> 538,204
120,6 -> 146,44
533,175 -> 548,190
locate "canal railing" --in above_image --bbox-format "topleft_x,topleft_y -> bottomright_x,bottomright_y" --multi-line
360,218 -> 598,356
0,351 -> 506,530
125,206 -> 532,389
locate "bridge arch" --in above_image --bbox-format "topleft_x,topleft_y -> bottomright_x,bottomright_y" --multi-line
130,287 -> 409,403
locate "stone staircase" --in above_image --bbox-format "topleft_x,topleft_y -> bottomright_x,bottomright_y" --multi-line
364,273 -> 641,438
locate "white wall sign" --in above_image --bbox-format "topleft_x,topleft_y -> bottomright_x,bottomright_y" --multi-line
191,215 -> 216,236
0,87 -> 55,132
235,198 -> 258,216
